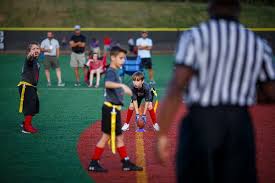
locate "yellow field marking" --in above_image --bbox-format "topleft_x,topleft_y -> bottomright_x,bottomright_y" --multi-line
135,132 -> 148,183
1,27 -> 275,32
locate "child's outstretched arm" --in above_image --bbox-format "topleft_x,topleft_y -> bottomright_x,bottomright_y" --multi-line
105,82 -> 132,96
105,81 -> 122,89
26,49 -> 36,60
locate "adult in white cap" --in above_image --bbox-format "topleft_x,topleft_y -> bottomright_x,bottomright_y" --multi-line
69,25 -> 87,86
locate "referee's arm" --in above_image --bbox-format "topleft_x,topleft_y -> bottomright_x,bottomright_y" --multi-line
257,41 -> 275,103
156,30 -> 199,164
158,66 -> 194,136
158,30 -> 197,136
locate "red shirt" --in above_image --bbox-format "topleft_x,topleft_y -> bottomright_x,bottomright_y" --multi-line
103,37 -> 111,45
87,58 -> 103,70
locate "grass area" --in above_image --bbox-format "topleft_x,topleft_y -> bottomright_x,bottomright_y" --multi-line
0,54 -> 174,183
0,0 -> 275,28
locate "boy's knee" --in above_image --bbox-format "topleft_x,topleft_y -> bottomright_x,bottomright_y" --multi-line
116,135 -> 124,143
101,133 -> 110,141
148,102 -> 153,110
129,103 -> 134,110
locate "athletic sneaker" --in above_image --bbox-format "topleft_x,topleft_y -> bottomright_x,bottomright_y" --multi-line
88,160 -> 108,172
149,80 -> 156,85
121,158 -> 143,171
47,82 -> 51,87
22,126 -> 38,134
57,82 -> 65,87
153,123 -> 160,131
121,123 -> 129,131
74,82 -> 81,87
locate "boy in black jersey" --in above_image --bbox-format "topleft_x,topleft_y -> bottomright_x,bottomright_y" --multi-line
18,42 -> 41,134
121,71 -> 160,132
88,46 -> 143,172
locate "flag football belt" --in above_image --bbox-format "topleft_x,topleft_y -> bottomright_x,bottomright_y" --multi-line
150,88 -> 159,113
104,102 -> 122,154
104,101 -> 122,111
17,81 -> 35,113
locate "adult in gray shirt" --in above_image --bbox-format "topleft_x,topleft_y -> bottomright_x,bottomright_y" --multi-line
41,31 -> 65,87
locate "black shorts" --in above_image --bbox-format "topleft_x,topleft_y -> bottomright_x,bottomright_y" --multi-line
101,104 -> 122,136
176,106 -> 257,183
132,91 -> 154,108
141,58 -> 152,69
18,86 -> 39,116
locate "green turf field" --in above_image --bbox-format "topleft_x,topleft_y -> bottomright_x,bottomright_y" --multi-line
0,54 -> 174,183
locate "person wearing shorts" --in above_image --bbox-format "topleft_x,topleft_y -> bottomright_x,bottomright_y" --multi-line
136,31 -> 155,84
88,46 -> 143,172
69,25 -> 86,86
41,31 -> 65,87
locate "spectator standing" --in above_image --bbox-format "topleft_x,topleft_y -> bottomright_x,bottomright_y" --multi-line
61,36 -> 67,49
69,25 -> 87,86
128,36 -> 135,54
41,31 -> 65,87
103,36 -> 111,53
136,31 -> 155,84
90,37 -> 101,57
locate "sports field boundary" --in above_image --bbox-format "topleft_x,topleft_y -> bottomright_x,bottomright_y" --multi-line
1,27 -> 275,32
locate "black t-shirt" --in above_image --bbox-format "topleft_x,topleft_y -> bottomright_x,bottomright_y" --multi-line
70,34 -> 86,53
130,82 -> 151,101
20,57 -> 40,86
104,67 -> 124,105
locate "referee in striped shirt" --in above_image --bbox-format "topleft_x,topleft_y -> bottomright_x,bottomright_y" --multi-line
157,0 -> 275,183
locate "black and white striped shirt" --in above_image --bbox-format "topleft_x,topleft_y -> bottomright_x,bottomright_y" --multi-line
175,18 -> 275,107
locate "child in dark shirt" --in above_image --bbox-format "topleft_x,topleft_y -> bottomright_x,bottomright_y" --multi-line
88,46 -> 143,172
121,71 -> 160,132
18,42 -> 41,134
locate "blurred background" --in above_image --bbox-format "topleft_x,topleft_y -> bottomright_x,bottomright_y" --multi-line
0,1 -> 274,183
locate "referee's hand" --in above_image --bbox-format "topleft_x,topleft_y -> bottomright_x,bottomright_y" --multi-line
156,134 -> 169,166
